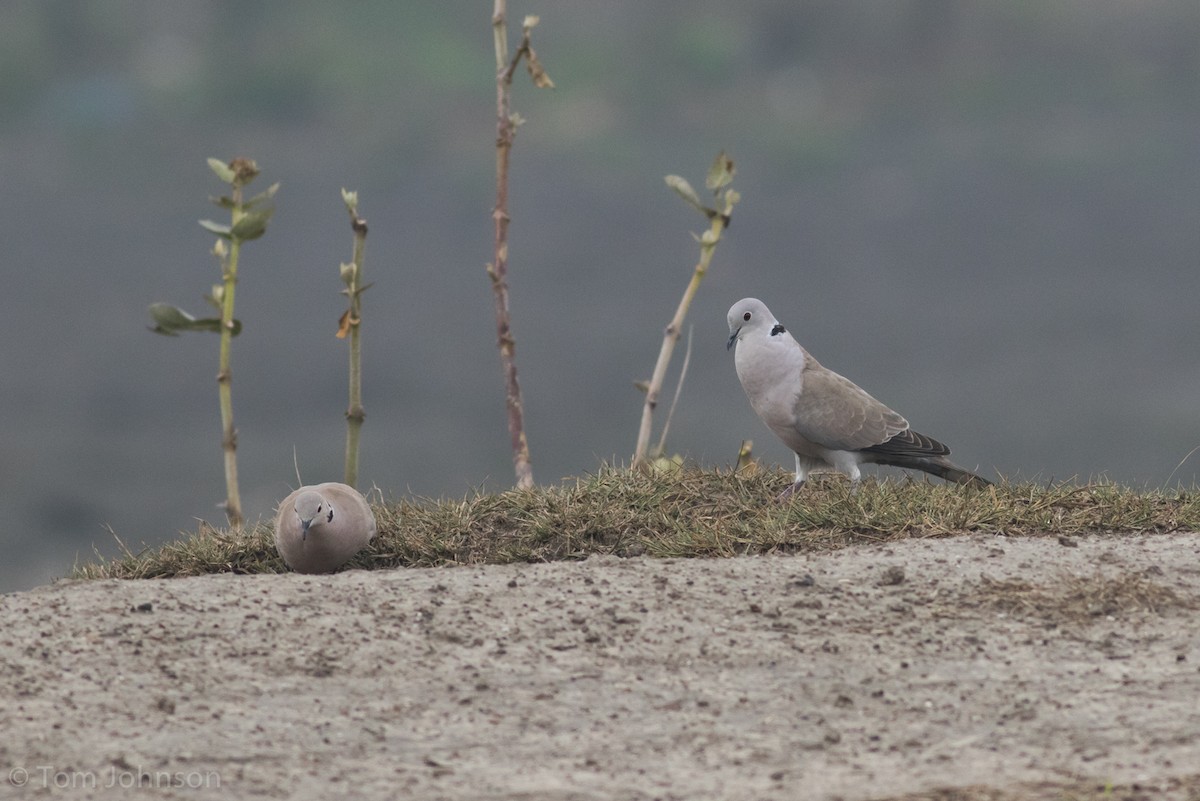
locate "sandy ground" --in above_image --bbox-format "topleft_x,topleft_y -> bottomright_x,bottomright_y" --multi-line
2,532 -> 1199,800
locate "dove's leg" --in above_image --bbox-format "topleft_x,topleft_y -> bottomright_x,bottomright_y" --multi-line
777,454 -> 812,502
830,452 -> 863,493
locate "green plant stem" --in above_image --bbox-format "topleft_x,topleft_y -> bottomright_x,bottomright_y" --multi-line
344,211 -> 367,488
218,223 -> 243,527
633,212 -> 727,470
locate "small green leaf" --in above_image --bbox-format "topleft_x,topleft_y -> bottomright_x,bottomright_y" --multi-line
665,175 -> 702,209
147,303 -> 242,337
244,182 -> 280,210
230,207 -> 274,241
199,219 -> 233,238
148,303 -> 194,336
341,188 -> 358,212
523,14 -> 540,29
705,150 -> 735,191
667,175 -> 718,219
207,158 -> 236,184
339,262 -> 356,287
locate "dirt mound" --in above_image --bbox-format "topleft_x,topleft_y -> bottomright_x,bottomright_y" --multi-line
3,532 -> 1199,799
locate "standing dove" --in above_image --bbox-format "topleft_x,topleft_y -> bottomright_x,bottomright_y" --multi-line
274,482 -> 377,574
726,298 -> 990,499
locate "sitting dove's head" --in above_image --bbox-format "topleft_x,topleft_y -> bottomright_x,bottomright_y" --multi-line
292,490 -> 334,539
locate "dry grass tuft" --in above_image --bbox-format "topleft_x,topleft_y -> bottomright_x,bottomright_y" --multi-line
71,468 -> 1200,581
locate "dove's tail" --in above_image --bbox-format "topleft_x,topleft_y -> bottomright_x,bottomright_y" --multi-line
869,454 -> 993,487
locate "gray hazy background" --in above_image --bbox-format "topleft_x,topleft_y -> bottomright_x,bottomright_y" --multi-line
4,2 -> 1198,593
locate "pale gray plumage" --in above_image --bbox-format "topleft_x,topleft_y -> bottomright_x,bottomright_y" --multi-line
274,482 -> 377,574
726,298 -> 990,498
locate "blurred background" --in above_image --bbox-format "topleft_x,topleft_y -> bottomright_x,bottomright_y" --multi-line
3,1 -> 1198,593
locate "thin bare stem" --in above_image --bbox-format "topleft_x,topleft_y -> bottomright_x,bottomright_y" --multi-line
653,325 -> 693,458
487,0 -> 550,490
634,218 -> 729,470
341,191 -> 368,488
1165,444 -> 1200,486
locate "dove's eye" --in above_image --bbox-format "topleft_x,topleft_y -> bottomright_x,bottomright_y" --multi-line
743,312 -> 752,321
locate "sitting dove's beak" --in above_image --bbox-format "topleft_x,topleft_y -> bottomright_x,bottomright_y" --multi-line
727,328 -> 740,350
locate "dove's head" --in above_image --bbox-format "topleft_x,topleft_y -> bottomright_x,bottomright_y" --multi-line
726,298 -> 779,350
293,490 -> 334,540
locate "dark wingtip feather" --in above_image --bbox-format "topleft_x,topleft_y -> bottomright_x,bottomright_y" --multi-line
867,452 -> 992,487
864,428 -> 951,458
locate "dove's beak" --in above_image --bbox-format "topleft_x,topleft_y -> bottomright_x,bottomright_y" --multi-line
727,329 -> 740,351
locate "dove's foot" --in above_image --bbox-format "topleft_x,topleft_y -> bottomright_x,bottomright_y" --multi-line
775,480 -> 805,503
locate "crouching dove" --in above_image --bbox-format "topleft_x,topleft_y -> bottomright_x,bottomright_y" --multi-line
727,298 -> 991,499
274,483 -> 377,573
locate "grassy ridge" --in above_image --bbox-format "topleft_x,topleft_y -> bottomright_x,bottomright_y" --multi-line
72,469 -> 1200,581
